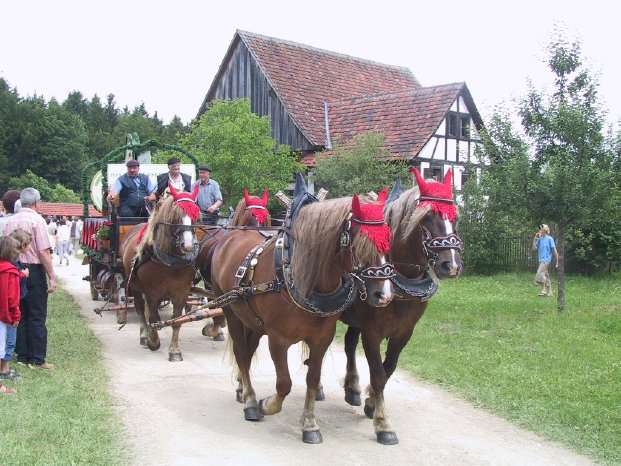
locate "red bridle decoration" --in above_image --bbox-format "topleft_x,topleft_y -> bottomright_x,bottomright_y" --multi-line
411,167 -> 457,221
351,188 -> 391,254
243,188 -> 270,225
169,183 -> 201,221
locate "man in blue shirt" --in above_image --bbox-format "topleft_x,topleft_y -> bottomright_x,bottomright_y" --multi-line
193,165 -> 223,226
533,224 -> 559,297
106,160 -> 157,217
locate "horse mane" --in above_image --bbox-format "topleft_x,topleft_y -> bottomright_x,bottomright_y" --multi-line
136,196 -> 186,258
290,196 -> 382,298
231,198 -> 272,227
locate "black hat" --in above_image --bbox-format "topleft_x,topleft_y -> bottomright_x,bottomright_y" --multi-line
126,160 -> 140,167
198,164 -> 212,172
167,156 -> 181,166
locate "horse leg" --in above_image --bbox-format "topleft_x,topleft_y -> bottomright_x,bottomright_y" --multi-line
144,296 -> 161,352
361,333 -> 405,445
259,336 -> 291,417
225,308 -> 262,421
298,339 -> 333,444
201,314 -> 225,341
343,325 -> 362,406
134,293 -> 149,347
167,300 -> 187,362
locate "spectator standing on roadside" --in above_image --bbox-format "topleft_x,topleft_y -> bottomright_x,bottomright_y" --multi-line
0,191 -> 22,237
1,229 -> 31,381
3,187 -> 56,370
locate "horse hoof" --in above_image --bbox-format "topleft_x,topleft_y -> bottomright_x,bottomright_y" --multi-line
377,431 -> 399,445
315,387 -> 325,401
201,325 -> 212,337
213,332 -> 225,342
344,388 -> 361,406
302,430 -> 323,444
364,402 -> 375,419
139,337 -> 147,346
147,340 -> 161,352
236,391 -> 243,404
244,406 -> 263,421
168,352 -> 183,362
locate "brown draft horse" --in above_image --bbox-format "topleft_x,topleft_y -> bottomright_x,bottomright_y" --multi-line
338,168 -> 463,444
121,184 -> 201,361
207,188 -> 394,443
196,189 -> 272,340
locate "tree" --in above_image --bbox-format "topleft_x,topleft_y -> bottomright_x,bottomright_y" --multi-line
178,98 -> 301,208
311,132 -> 410,198
469,31 -> 620,309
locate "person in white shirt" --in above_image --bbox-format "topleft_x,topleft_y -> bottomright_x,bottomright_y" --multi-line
56,219 -> 71,266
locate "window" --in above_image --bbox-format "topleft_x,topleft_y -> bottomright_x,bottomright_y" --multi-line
446,112 -> 471,139
424,165 -> 444,181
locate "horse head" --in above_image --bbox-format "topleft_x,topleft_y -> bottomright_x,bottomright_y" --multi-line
165,183 -> 201,253
348,188 -> 395,307
232,188 -> 271,227
403,167 -> 462,278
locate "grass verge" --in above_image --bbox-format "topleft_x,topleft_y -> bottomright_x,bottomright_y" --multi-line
0,286 -> 128,465
338,272 -> 620,464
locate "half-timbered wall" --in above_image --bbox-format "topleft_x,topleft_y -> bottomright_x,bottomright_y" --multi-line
207,42 -> 315,151
415,93 -> 482,191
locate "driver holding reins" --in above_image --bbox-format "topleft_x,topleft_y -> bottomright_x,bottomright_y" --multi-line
106,160 -> 157,217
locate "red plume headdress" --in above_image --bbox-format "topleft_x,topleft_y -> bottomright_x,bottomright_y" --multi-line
169,183 -> 201,221
351,188 -> 391,254
243,188 -> 269,225
411,167 -> 456,221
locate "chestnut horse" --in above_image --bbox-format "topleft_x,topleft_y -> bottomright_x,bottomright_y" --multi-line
196,189 -> 272,340
121,184 -> 201,361
339,167 -> 463,444
207,185 -> 394,443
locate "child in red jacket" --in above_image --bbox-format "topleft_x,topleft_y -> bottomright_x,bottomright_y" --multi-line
0,236 -> 22,394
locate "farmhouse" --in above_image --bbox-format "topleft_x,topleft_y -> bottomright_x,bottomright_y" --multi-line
198,30 -> 484,191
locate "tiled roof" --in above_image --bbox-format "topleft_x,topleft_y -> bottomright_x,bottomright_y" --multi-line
238,30 -> 420,146
326,83 -> 465,162
38,203 -> 102,217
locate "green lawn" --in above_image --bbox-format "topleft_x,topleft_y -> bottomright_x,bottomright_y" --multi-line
0,288 -> 128,465
348,272 -> 620,464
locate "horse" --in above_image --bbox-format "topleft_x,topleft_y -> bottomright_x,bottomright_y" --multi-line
121,184 -> 201,361
206,178 -> 395,443
337,167 -> 463,444
196,188 -> 273,340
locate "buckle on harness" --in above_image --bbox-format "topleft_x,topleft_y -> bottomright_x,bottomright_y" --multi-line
235,266 -> 248,279
275,237 -> 284,249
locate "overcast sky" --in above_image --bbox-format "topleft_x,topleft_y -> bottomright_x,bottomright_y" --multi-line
2,0 -> 619,128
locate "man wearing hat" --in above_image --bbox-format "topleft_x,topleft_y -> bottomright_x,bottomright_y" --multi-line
156,157 -> 192,198
193,164 -> 223,225
106,160 -> 157,217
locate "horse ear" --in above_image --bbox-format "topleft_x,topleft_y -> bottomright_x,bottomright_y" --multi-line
411,167 -> 427,190
190,183 -> 200,201
168,182 -> 179,200
243,188 -> 251,205
386,177 -> 403,206
351,193 -> 362,217
261,189 -> 268,205
293,172 -> 308,198
443,168 -> 453,187
377,187 -> 388,204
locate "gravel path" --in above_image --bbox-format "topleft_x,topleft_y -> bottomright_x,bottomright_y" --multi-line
55,256 -> 595,466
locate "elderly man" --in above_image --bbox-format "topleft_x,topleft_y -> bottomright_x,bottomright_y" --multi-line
3,187 -> 56,370
156,156 -> 192,198
193,164 -> 223,225
106,160 -> 156,217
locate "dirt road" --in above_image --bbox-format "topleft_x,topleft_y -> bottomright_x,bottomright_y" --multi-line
56,257 -> 595,466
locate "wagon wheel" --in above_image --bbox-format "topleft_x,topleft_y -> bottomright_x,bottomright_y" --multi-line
114,272 -> 127,325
